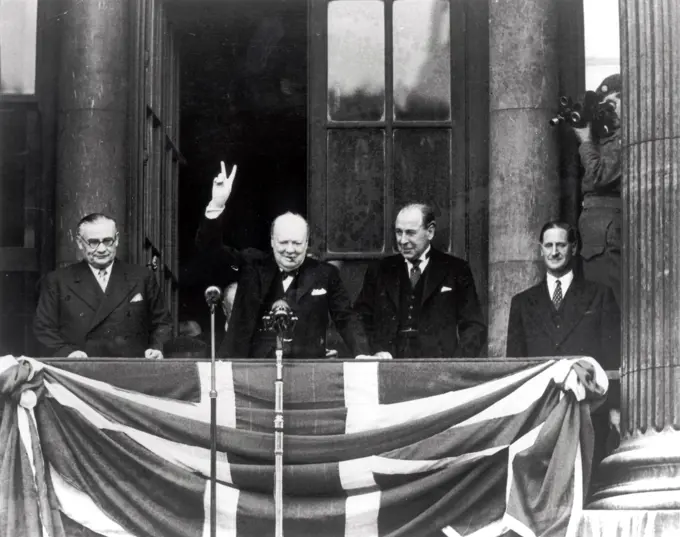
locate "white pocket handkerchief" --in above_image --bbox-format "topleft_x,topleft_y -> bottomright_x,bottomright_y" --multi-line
311,288 -> 327,296
130,293 -> 144,303
440,286 -> 452,293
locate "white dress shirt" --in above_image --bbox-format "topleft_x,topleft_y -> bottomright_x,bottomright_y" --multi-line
405,245 -> 431,274
89,262 -> 113,292
546,270 -> 574,301
281,271 -> 296,292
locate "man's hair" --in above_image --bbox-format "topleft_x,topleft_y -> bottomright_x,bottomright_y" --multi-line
270,212 -> 309,239
538,221 -> 578,244
399,203 -> 436,229
76,213 -> 117,234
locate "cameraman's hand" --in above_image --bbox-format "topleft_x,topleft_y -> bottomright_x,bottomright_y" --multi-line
573,125 -> 592,144
209,161 -> 237,209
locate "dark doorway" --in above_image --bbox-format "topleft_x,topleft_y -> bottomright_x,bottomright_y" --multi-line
169,0 -> 308,336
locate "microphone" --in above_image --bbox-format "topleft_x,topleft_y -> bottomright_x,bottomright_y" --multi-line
270,299 -> 292,318
204,286 -> 222,308
263,299 -> 297,335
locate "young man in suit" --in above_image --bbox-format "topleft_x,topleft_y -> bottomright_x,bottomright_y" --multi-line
353,203 -> 487,359
34,214 -> 172,358
196,163 -> 370,359
505,221 -> 620,370
506,221 -> 621,474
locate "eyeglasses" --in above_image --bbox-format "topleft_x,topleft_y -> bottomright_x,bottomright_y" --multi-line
78,235 -> 117,249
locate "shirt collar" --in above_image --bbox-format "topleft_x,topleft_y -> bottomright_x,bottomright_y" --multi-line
546,270 -> 574,292
88,260 -> 114,276
405,245 -> 431,267
280,268 -> 300,278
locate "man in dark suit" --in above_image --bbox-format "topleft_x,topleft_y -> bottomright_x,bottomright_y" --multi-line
506,221 -> 621,474
353,203 -> 486,358
34,214 -> 172,358
506,221 -> 620,371
196,163 -> 370,359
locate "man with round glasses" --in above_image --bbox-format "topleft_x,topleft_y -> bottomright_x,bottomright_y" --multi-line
34,213 -> 172,358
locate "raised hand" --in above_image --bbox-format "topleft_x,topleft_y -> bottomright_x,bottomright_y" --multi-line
211,161 -> 237,208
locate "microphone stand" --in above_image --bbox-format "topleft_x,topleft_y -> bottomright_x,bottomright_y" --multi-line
210,302 -> 217,537
263,302 -> 297,537
274,332 -> 284,537
204,287 -> 221,537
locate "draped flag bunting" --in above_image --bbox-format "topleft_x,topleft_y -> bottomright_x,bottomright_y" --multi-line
0,355 -> 607,537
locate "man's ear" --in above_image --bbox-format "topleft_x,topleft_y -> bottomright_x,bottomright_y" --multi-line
426,224 -> 435,240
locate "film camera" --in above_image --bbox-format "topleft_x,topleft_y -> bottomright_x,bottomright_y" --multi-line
550,90 -> 618,138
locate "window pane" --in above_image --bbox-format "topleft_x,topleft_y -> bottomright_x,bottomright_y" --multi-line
0,109 -> 27,246
583,0 -> 620,90
328,1 -> 385,121
0,0 -> 37,95
393,129 -> 451,250
327,130 -> 385,253
394,0 -> 450,120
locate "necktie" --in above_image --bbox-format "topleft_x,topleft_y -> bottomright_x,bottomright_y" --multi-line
552,280 -> 563,310
409,259 -> 422,288
97,269 -> 108,291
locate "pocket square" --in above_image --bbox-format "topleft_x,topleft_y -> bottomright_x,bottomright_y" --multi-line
130,293 -> 144,303
440,286 -> 452,293
311,288 -> 327,296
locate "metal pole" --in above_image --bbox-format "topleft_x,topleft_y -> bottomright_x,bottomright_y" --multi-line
210,306 -> 217,537
274,339 -> 284,537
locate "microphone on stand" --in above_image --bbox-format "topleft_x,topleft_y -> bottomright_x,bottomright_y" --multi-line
269,299 -> 296,337
262,298 -> 297,537
204,285 -> 222,313
203,285 -> 222,537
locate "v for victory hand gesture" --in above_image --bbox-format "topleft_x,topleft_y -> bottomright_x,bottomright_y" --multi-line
209,161 -> 237,209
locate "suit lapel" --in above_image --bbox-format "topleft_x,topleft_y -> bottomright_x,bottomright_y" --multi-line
384,257 -> 403,308
525,280 -> 559,339
294,259 -> 318,303
420,250 -> 448,305
554,277 -> 595,345
66,261 -> 103,311
88,262 -> 137,332
259,258 -> 280,304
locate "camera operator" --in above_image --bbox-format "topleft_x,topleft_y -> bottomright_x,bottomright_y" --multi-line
572,74 -> 622,307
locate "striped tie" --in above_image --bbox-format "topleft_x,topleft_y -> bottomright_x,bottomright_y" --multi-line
552,280 -> 563,310
409,259 -> 422,288
97,269 -> 108,291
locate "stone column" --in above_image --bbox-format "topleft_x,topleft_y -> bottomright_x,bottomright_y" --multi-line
589,0 -> 680,509
56,0 -> 129,266
488,0 -> 561,356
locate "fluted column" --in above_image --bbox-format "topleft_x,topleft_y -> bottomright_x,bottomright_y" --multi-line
488,0 -> 561,356
55,0 -> 129,266
589,0 -> 680,509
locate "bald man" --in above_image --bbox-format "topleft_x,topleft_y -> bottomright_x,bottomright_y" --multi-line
195,163 -> 370,359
